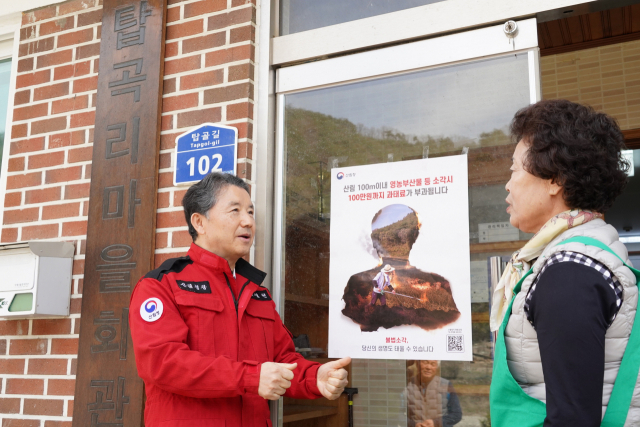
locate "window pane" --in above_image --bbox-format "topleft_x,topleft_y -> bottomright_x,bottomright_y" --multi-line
0,58 -> 12,176
280,0 -> 445,35
282,53 -> 531,426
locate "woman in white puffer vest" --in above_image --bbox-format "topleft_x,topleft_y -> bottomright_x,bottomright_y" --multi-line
488,99 -> 640,427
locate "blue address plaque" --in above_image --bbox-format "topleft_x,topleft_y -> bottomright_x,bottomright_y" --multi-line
173,123 -> 238,185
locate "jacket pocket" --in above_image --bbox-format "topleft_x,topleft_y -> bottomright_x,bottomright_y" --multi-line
244,302 -> 275,361
159,419 -> 225,427
175,293 -> 226,356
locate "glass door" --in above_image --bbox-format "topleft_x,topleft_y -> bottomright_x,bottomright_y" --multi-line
273,18 -> 540,427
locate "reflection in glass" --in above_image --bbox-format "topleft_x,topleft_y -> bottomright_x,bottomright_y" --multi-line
280,0 -> 444,35
282,53 -> 532,426
0,59 -> 11,177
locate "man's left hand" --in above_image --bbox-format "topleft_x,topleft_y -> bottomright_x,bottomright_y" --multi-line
316,357 -> 351,400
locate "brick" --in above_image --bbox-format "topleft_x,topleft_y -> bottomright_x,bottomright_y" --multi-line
157,192 -> 170,209
73,76 -> 98,93
18,57 -> 34,73
1,419 -> 41,427
65,183 -> 90,199
180,69 -> 223,90
0,319 -> 29,336
0,398 -> 21,413
234,121 -> 252,139
8,156 -> 25,172
68,146 -> 93,163
70,111 -> 95,128
155,231 -> 168,248
159,152 -> 172,169
237,141 -> 252,158
28,151 -> 65,169
230,25 -> 254,44
62,221 -> 87,236
208,7 -> 255,31
1,228 -> 18,243
54,61 -> 91,80
70,298 -> 81,314
4,192 -> 22,207
23,399 -> 64,416
182,31 -> 225,54
22,224 -> 59,240
58,28 -> 94,48
167,20 -> 204,40
232,0 -> 255,6
31,117 -> 68,135
167,7 -> 181,23
19,37 -> 55,57
162,93 -> 199,112
52,95 -> 89,115
3,208 -> 39,225
77,42 -> 101,60
163,77 -> 176,94
78,9 -> 102,27
59,0 -> 94,15
25,187 -> 61,204
40,16 -> 75,36
205,45 -> 254,67
160,132 -> 179,150
155,251 -> 184,267
229,63 -> 253,82
45,421 -> 72,427
237,161 -> 252,179
51,338 -> 78,354
172,229 -> 192,247
12,124 -> 28,138
28,358 -> 68,375
26,5 -> 57,23
16,70 -> 50,89
203,83 -> 252,104
10,137 -> 45,155
42,202 -> 80,219
158,172 -> 173,188
6,172 -> 42,190
20,24 -> 37,40
165,41 -> 178,58
72,259 -> 84,275
72,129 -> 86,145
32,318 -> 72,335
34,82 -> 70,101
49,133 -> 70,149
184,0 -> 225,18
174,189 -> 187,206
157,210 -> 185,229
13,103 -> 48,122
161,115 -> 173,130
46,166 -> 83,184
9,339 -> 48,355
227,101 -> 252,121
165,55 -> 201,75
84,164 -> 92,179
37,49 -> 73,69
14,90 -> 31,105
47,379 -> 75,396
177,107 -> 221,128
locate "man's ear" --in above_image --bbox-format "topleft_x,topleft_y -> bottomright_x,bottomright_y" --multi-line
191,212 -> 206,236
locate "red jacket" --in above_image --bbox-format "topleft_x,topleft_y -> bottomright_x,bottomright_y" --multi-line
129,243 -> 322,427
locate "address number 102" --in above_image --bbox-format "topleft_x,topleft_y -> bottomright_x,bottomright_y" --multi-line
186,154 -> 223,176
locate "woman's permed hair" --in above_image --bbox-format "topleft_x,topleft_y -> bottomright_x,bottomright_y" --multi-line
510,99 -> 630,213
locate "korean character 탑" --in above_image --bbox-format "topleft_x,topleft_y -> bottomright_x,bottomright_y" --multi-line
191,133 -> 199,142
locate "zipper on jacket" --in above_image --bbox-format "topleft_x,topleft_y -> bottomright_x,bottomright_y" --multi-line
224,273 -> 251,315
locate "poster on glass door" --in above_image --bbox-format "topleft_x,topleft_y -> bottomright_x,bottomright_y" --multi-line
328,155 -> 472,361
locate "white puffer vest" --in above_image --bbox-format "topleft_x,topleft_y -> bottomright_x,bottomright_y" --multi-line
504,219 -> 639,425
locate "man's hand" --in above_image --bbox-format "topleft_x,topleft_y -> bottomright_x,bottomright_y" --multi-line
416,420 -> 435,427
259,362 -> 297,400
316,357 -> 351,400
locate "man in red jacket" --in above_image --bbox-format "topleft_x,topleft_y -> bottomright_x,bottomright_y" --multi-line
130,172 -> 350,427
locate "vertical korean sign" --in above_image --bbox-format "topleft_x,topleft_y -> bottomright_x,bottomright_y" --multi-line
72,1 -> 166,426
328,155 -> 473,361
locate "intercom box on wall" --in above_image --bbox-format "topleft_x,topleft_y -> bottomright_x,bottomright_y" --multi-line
0,241 -> 74,318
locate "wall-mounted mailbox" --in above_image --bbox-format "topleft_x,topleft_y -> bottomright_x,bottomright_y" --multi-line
0,241 -> 74,318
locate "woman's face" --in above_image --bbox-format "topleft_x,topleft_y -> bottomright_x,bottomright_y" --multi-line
505,140 -> 566,234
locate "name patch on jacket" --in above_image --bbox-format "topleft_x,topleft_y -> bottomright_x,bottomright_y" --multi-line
176,280 -> 211,294
251,290 -> 271,301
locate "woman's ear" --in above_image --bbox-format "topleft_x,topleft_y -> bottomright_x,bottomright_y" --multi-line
548,180 -> 563,197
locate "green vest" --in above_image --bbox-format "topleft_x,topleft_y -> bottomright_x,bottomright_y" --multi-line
490,236 -> 640,427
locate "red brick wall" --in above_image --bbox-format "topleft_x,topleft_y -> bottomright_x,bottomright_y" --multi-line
0,0 -> 257,424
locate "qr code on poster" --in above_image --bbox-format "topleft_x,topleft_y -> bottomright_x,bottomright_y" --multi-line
447,335 -> 464,352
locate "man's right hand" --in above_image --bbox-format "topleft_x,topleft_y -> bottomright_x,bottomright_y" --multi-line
258,362 -> 297,400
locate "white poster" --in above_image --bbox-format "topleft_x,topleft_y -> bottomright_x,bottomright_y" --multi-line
328,155 -> 472,361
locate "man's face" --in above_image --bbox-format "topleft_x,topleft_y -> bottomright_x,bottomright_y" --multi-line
194,185 -> 255,264
420,360 -> 438,382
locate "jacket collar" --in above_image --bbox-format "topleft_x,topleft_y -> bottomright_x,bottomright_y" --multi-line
186,243 -> 267,285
